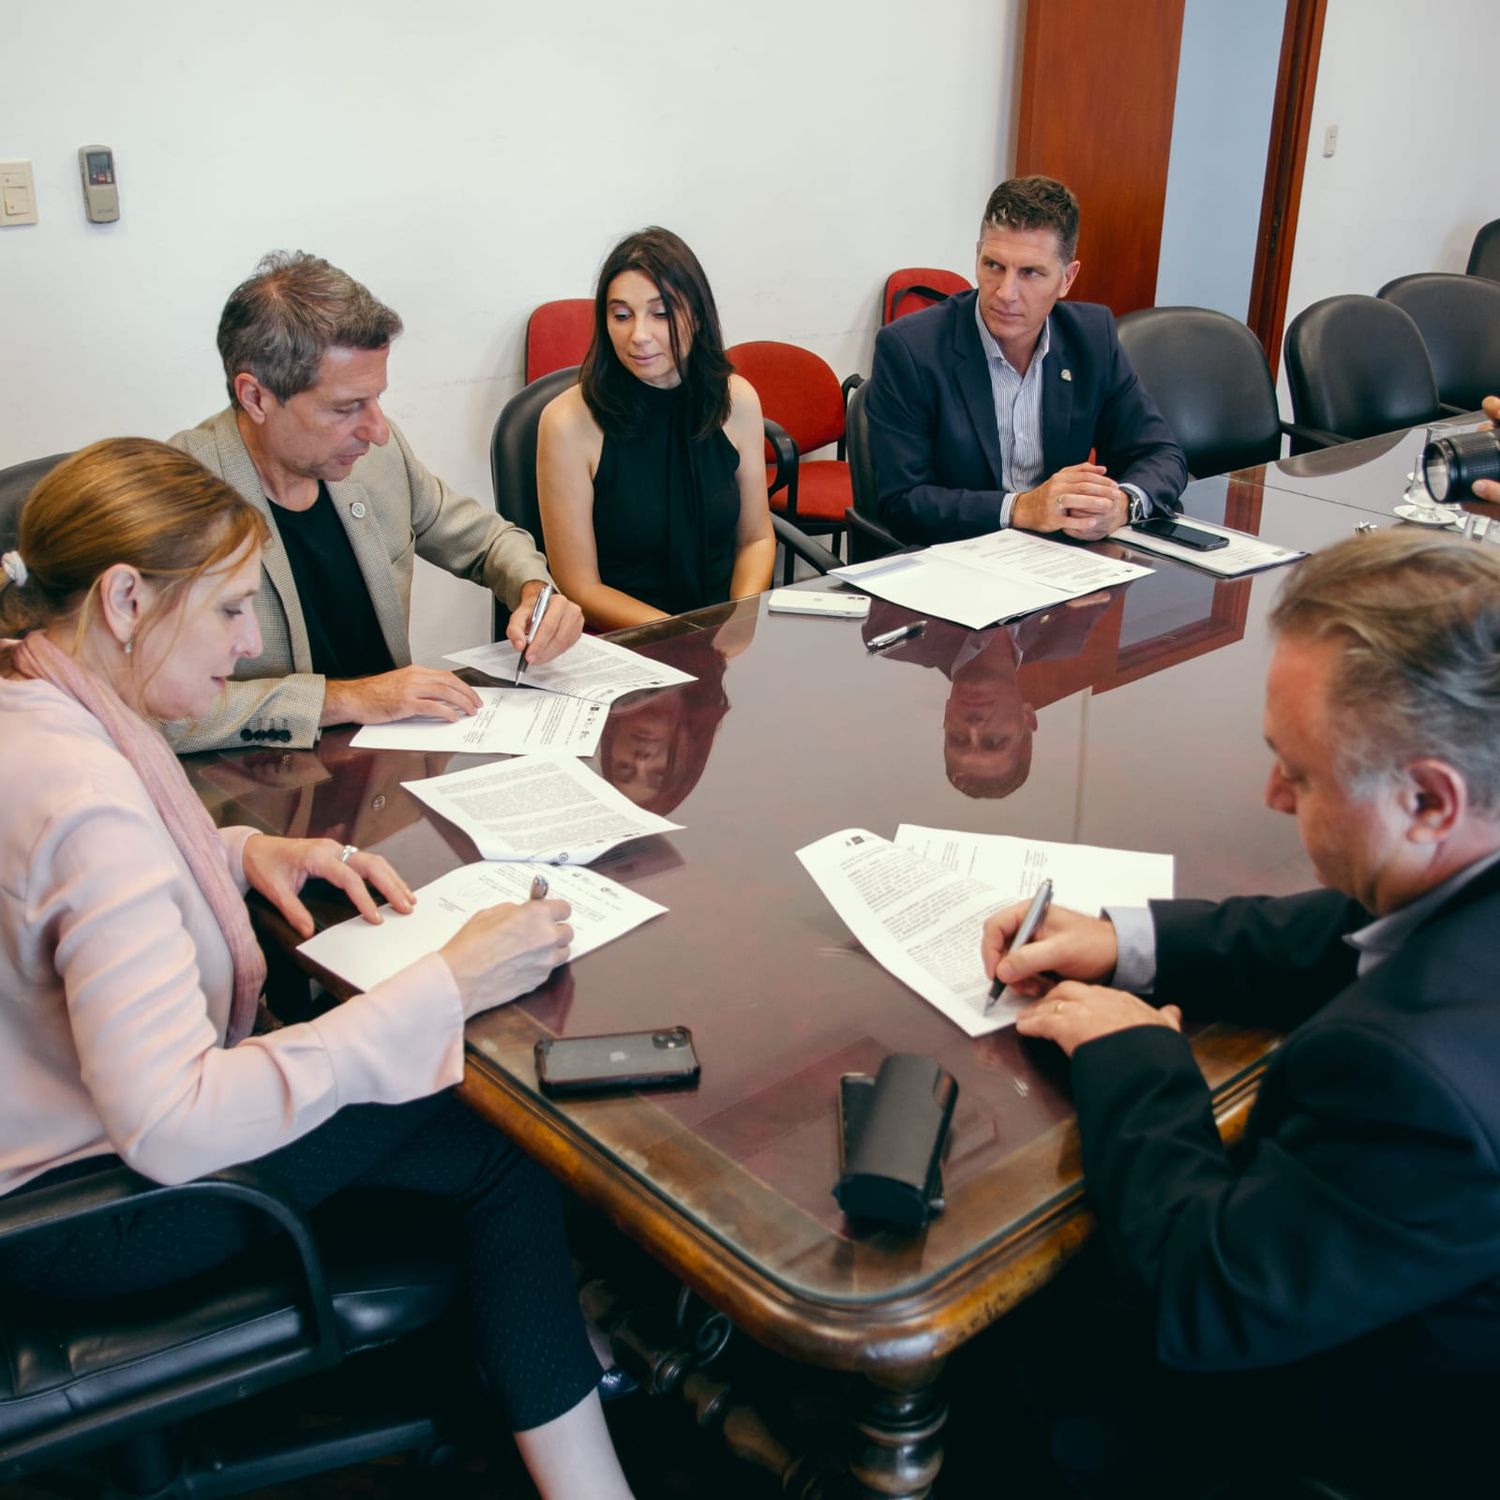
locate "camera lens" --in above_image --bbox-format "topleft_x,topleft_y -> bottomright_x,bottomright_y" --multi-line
1423,431 -> 1500,503
653,1030 -> 683,1047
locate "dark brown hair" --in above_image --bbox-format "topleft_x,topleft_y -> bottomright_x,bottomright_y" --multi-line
579,227 -> 732,441
982,176 -> 1081,262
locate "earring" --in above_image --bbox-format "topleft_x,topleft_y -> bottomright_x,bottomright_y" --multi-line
123,639 -> 133,656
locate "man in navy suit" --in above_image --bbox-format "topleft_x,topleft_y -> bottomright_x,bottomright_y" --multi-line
984,531 -> 1500,1490
865,176 -> 1186,545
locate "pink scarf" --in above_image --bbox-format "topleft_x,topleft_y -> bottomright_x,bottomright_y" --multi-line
13,632 -> 266,1044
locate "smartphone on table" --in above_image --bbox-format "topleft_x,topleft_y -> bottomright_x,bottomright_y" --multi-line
535,1027 -> 700,1096
1134,515 -> 1230,552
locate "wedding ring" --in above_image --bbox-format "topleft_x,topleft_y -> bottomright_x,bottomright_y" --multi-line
339,844 -> 359,864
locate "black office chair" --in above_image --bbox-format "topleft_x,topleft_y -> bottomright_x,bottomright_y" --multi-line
1283,295 -> 1443,447
487,367 -> 838,637
842,379 -> 907,562
1467,218 -> 1500,282
0,1161 -> 462,1495
1376,272 -> 1500,414
1115,307 -> 1319,475
0,451 -> 70,554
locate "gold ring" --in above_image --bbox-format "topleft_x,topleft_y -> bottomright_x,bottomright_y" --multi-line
339,844 -> 359,864
1054,1000 -> 1066,1015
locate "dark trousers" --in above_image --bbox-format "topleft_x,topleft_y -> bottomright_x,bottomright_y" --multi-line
1,1093 -> 599,1432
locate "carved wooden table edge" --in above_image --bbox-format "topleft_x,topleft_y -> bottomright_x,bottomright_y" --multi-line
459,1041 -> 1275,1384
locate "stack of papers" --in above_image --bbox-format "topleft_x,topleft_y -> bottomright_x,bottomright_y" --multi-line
445,634 -> 696,704
797,826 -> 1173,1036
404,754 -> 682,864
832,530 -> 1151,629
298,860 -> 667,994
351,686 -> 607,755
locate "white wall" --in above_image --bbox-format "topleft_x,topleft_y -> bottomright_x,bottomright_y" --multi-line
2,0 -> 1020,660
1280,0 -> 1497,395
1155,0 -> 1284,319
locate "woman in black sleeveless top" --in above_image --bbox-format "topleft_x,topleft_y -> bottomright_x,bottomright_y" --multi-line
537,228 -> 774,631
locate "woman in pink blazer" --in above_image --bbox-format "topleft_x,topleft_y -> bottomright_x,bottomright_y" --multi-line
0,439 -> 632,1498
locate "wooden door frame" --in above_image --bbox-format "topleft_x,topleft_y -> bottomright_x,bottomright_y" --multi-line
1246,0 -> 1328,379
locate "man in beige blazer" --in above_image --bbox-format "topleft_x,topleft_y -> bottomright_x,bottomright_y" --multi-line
165,252 -> 583,754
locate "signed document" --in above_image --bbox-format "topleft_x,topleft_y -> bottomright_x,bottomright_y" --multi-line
351,687 -> 606,756
445,634 -> 696,704
833,531 -> 1150,630
298,860 -> 666,994
404,753 -> 682,864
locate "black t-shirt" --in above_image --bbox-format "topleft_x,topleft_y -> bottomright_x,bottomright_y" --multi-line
273,484 -> 396,681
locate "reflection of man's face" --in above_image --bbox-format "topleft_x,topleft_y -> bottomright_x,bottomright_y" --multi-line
607,699 -> 680,806
942,644 -> 1037,798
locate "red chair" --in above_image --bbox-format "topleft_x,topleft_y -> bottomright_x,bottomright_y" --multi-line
882,267 -> 971,324
524,299 -> 594,384
727,341 -> 861,584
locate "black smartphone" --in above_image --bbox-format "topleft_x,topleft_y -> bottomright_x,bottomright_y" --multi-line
535,1027 -> 700,1096
1135,515 -> 1231,551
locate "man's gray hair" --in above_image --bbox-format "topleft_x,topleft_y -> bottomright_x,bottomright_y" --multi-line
1270,531 -> 1500,811
217,251 -> 403,409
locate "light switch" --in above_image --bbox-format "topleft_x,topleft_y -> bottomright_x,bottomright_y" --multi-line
0,159 -> 38,226
1322,124 -> 1338,158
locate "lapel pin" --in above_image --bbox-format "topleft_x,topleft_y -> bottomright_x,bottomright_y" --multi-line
350,501 -> 367,519
1060,368 -> 1073,382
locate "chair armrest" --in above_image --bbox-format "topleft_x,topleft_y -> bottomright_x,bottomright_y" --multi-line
836,374 -> 864,461
1438,403 -> 1468,418
844,506 -> 908,560
763,417 -> 800,518
1281,420 -> 1347,453
771,514 -> 841,576
0,1163 -> 341,1361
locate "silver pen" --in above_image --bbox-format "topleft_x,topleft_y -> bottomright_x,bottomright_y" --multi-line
513,583 -> 555,685
985,877 -> 1053,1013
866,619 -> 928,652
529,873 -> 549,901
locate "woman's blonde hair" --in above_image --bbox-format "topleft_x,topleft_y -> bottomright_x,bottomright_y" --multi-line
0,438 -> 268,642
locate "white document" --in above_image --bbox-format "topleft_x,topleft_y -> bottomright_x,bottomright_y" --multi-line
350,687 -> 606,756
832,530 -> 1151,629
297,860 -> 666,994
444,634 -> 696,704
1117,518 -> 1305,577
894,826 -> 1174,918
796,828 -> 1019,1036
403,753 -> 683,864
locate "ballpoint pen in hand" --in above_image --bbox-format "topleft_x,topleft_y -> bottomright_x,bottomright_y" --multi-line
513,583 -> 555,686
985,877 -> 1053,1014
529,873 -> 549,900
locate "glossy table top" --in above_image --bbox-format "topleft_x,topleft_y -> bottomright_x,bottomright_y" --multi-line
185,478 -> 1409,1374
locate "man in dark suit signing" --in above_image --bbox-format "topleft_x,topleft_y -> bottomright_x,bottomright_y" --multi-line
984,531 -> 1500,1491
865,175 -> 1186,544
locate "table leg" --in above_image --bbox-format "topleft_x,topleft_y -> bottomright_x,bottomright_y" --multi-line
848,1369 -> 946,1498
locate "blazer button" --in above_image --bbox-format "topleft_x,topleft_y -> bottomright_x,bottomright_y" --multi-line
350,502 -> 367,519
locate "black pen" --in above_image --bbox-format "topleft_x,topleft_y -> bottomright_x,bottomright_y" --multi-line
985,877 -> 1053,1013
866,619 -> 928,652
529,873 -> 549,901
513,582 -> 555,686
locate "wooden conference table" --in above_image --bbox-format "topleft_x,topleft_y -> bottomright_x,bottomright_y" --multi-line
184,441 -> 1479,1498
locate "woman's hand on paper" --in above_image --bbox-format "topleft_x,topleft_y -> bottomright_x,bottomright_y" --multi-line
243,834 -> 415,940
440,898 -> 575,1018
